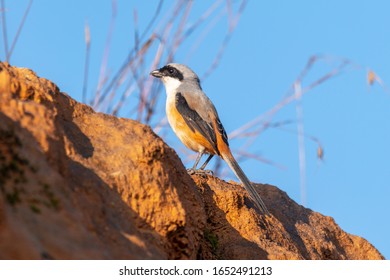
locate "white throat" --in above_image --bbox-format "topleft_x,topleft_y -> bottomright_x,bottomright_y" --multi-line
162,76 -> 182,96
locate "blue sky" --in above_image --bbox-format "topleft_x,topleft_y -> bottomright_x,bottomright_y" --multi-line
3,1 -> 389,259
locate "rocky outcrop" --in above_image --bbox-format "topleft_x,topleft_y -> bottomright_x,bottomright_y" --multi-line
0,62 -> 384,259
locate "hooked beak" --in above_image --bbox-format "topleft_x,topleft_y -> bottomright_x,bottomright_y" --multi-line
150,69 -> 163,78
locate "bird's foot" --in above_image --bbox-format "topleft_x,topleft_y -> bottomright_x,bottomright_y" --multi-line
186,168 -> 214,176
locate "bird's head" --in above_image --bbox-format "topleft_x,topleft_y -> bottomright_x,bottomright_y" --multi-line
150,63 -> 201,92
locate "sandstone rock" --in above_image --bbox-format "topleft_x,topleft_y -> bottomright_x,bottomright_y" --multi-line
0,62 -> 384,259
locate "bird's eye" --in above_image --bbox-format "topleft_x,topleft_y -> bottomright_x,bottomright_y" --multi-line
168,68 -> 175,74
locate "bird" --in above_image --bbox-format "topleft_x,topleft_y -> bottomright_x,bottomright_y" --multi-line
150,63 -> 269,215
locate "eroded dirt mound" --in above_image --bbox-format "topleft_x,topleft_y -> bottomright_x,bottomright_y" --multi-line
0,62 -> 384,259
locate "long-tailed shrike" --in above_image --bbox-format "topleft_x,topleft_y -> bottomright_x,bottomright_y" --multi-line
151,63 -> 269,215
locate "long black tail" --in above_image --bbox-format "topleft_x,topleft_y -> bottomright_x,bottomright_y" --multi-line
223,151 -> 269,215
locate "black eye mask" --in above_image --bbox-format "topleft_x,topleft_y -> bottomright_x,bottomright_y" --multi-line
160,65 -> 184,81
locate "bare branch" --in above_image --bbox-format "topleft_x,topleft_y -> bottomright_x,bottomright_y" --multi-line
1,0 -> 9,61
7,0 -> 33,62
202,0 -> 248,80
93,0 -> 118,108
294,81 -> 307,206
229,55 -> 352,141
82,20 -> 91,104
